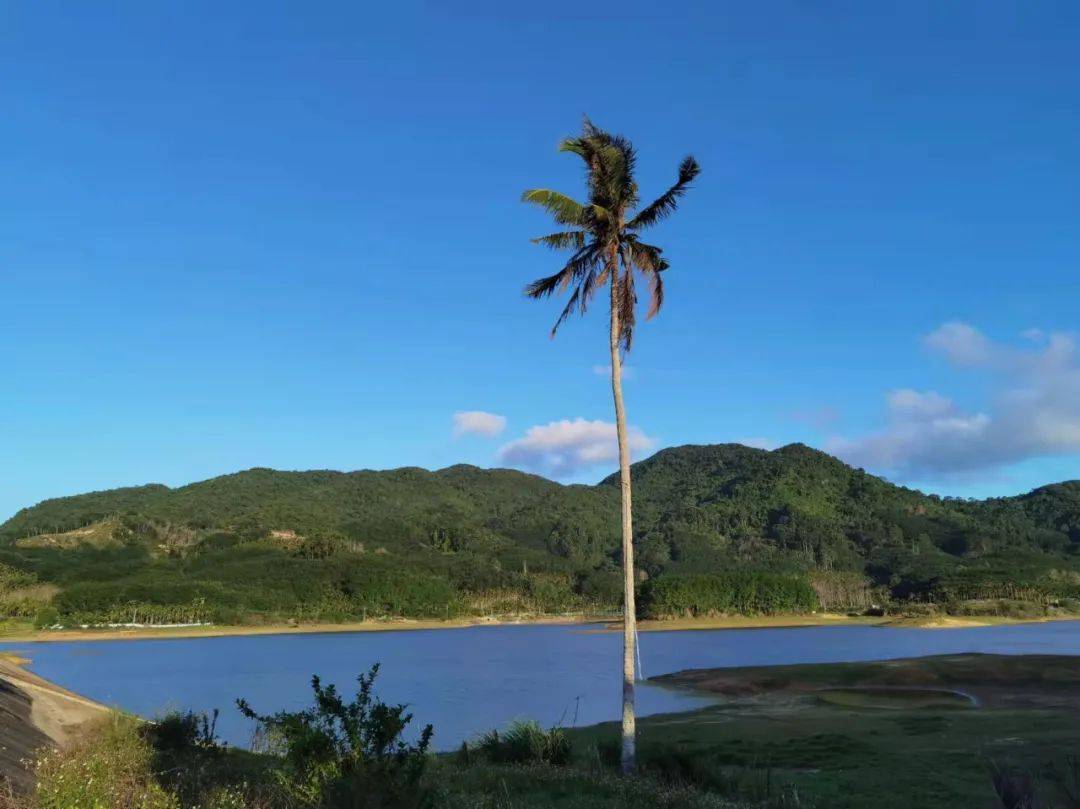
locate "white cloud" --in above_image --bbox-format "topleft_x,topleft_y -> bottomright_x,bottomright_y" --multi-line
885,389 -> 955,419
452,411 -> 507,438
923,321 -> 993,367
829,323 -> 1080,478
498,418 -> 656,477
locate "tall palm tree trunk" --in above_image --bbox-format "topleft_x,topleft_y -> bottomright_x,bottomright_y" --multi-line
608,245 -> 636,774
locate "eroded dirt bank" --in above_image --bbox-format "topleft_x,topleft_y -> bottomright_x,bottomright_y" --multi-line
0,654 -> 110,793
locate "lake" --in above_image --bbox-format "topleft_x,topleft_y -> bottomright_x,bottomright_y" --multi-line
4,620 -> 1079,750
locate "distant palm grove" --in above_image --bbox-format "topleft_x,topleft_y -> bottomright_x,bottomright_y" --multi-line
1,443 -> 1079,628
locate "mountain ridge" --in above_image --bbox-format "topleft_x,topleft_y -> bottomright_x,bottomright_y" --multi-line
10,443 -> 1080,525
1,443 -> 1078,625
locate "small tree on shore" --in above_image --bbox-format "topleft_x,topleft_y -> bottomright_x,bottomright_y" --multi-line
237,663 -> 434,807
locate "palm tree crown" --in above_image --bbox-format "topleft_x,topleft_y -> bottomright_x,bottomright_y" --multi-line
523,118 -> 700,349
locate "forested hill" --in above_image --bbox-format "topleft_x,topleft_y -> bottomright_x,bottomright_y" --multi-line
2,444 -> 1079,626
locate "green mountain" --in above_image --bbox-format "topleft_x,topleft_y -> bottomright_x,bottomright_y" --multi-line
1,444 -> 1078,625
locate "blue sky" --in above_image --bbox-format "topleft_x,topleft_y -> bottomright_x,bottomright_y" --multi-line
3,1 -> 1080,520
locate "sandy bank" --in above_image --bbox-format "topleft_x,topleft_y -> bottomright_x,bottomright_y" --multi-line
635,613 -> 889,631
0,614 -> 604,643
637,612 -> 1080,632
3,610 -> 1076,644
874,612 -> 1080,629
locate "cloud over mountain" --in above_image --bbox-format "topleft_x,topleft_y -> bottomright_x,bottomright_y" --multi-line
829,323 -> 1080,479
451,411 -> 507,438
498,418 -> 656,477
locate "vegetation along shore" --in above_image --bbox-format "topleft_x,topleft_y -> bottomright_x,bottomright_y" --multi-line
4,651 -> 1078,807
3,443 -> 1079,636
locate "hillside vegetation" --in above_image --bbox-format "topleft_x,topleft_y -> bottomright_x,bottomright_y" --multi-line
1,444 -> 1078,627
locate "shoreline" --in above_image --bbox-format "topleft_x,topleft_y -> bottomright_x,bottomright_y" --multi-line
3,610 -> 1076,644
0,652 -> 111,790
641,612 -> 1080,631
0,614 -> 603,644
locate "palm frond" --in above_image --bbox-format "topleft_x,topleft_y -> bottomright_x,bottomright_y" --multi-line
625,237 -> 667,273
577,266 -> 603,315
524,268 -> 569,299
560,120 -> 638,213
521,189 -> 587,226
550,285 -> 583,337
524,244 -> 601,299
625,238 -> 668,319
617,259 -> 637,352
558,116 -> 604,160
627,156 -> 700,230
596,142 -> 637,209
588,204 -> 614,226
598,133 -> 638,208
557,135 -> 589,160
530,231 -> 586,250
580,119 -> 636,189
645,266 -> 664,319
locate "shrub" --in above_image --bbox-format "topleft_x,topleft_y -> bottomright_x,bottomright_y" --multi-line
948,599 -> 1048,619
144,710 -> 225,806
989,759 -> 1040,809
32,715 -> 178,809
32,607 -> 60,630
476,720 -> 571,767
990,755 -> 1080,809
236,663 -> 434,808
575,569 -> 622,605
1058,597 -> 1080,614
193,787 -> 253,809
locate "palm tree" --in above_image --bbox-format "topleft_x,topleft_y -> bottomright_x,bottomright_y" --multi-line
522,119 -> 700,773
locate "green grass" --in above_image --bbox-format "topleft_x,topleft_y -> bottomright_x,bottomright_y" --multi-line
567,705 -> 1080,808
814,687 -> 975,709
569,655 -> 1080,809
431,761 -> 750,808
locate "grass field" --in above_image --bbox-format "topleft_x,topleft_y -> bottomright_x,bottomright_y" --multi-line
561,654 -> 1080,808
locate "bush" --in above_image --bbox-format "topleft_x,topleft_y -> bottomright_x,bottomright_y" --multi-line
476,720 -> 571,767
236,664 -> 434,808
32,715 -> 178,809
990,754 -> 1080,809
948,599 -> 1048,619
1057,597 -> 1080,614
32,607 -> 60,630
575,569 -> 622,605
144,710 -> 226,806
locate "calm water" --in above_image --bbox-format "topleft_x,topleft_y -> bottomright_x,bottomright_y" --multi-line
3,621 -> 1079,750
